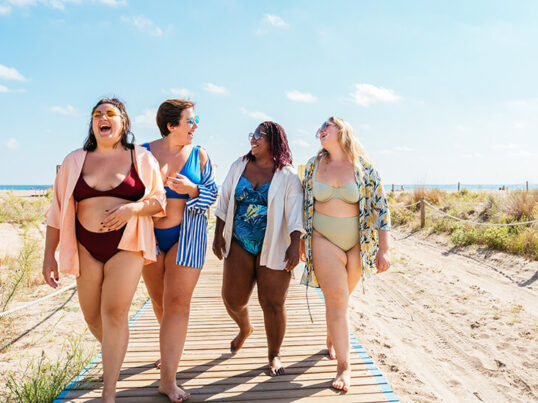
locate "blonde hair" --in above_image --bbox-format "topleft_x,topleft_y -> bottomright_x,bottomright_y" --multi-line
316,116 -> 369,176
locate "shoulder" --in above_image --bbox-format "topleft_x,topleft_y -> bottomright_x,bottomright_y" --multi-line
196,145 -> 209,166
62,148 -> 85,165
134,144 -> 160,168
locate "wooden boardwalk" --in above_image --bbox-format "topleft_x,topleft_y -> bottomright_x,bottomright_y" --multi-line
55,241 -> 398,402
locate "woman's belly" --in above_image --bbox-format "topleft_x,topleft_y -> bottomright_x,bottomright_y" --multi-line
153,198 -> 186,229
77,197 -> 133,232
314,198 -> 359,217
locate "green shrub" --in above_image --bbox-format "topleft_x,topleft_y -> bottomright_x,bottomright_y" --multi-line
4,337 -> 95,403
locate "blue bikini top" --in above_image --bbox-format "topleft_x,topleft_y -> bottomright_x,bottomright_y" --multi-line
141,143 -> 201,199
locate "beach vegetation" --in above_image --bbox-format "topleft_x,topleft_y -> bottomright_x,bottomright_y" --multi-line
0,192 -> 51,225
2,336 -> 95,403
389,189 -> 538,260
0,229 -> 42,313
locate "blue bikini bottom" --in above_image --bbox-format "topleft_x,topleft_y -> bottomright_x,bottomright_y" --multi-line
154,225 -> 181,253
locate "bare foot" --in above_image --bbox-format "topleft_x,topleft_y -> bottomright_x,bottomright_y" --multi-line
269,355 -> 285,376
332,364 -> 351,392
230,326 -> 253,354
154,358 -> 161,369
326,336 -> 336,360
101,395 -> 115,403
158,383 -> 191,402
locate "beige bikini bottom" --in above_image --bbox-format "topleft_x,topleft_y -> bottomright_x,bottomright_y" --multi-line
313,211 -> 360,251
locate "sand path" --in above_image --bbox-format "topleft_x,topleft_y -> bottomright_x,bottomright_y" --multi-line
350,228 -> 537,402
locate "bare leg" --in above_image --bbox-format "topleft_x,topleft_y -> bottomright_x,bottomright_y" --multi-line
100,251 -> 144,402
76,243 -> 104,342
313,231 -> 351,391
142,252 -> 165,324
326,240 -> 362,360
158,242 -> 199,403
221,240 -> 256,353
256,264 -> 291,376
142,252 -> 165,368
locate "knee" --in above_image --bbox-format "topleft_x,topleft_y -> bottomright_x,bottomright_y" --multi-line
101,304 -> 129,327
222,291 -> 248,312
82,310 -> 101,329
258,295 -> 285,315
163,294 -> 191,316
323,288 -> 349,310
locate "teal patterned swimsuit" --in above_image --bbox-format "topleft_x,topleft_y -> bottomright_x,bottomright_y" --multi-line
232,176 -> 270,255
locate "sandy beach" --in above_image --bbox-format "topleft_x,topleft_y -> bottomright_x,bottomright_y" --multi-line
0,209 -> 536,401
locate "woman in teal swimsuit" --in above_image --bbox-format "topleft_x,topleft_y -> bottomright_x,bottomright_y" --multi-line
213,121 -> 304,376
141,99 -> 217,403
300,116 -> 391,391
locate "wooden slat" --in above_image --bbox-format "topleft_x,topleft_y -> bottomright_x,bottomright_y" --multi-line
57,235 -> 395,402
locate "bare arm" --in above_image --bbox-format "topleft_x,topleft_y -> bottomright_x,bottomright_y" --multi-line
212,217 -> 226,260
42,225 -> 60,288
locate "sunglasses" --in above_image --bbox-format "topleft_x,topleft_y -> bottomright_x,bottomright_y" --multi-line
92,109 -> 120,119
187,115 -> 199,126
315,121 -> 335,138
248,129 -> 267,141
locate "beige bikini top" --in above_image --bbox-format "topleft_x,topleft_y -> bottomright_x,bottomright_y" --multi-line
313,164 -> 360,203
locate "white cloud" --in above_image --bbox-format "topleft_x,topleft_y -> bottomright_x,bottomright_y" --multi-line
297,129 -> 309,135
0,64 -> 25,81
378,149 -> 393,155
264,14 -> 289,28
490,143 -> 519,150
508,150 -> 535,158
292,139 -> 309,148
359,124 -> 371,130
166,88 -> 193,97
0,5 -> 11,15
203,82 -> 228,95
135,109 -> 156,128
286,90 -> 317,103
350,83 -> 400,107
95,0 -> 126,6
461,152 -> 483,159
50,105 -> 77,115
0,84 -> 8,93
513,122 -> 526,129
121,16 -> 162,37
6,138 -> 19,149
240,107 -> 273,121
394,146 -> 413,152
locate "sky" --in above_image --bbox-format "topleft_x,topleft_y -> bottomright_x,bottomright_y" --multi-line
0,0 -> 537,186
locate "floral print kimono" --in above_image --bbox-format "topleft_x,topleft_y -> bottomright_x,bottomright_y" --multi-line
300,156 -> 391,288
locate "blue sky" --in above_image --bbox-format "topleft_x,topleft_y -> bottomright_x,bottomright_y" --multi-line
1,0 -> 537,186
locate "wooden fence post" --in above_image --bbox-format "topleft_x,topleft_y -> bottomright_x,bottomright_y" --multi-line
457,182 -> 460,191
392,184 -> 395,192
420,197 -> 425,228
526,181 -> 529,192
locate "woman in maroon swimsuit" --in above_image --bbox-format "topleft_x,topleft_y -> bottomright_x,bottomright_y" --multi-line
42,98 -> 165,402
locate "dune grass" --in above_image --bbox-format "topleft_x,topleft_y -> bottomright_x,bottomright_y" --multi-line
389,189 -> 538,259
2,337 -> 96,403
0,190 -> 52,225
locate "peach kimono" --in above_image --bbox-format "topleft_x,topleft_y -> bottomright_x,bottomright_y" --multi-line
47,144 -> 166,277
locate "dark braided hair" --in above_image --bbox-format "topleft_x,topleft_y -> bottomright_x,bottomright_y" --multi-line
243,121 -> 292,171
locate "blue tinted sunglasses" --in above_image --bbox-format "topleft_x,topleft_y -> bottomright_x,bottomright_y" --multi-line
187,115 -> 199,126
315,121 -> 335,138
249,129 -> 267,141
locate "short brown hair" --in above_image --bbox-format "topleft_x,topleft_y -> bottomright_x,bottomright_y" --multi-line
156,99 -> 195,137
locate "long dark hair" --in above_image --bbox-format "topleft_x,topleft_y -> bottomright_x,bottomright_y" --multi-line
83,97 -> 134,151
243,121 -> 292,171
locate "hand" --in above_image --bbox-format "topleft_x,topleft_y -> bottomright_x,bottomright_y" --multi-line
43,254 -> 59,288
212,234 -> 226,260
299,239 -> 306,262
102,203 -> 136,231
167,173 -> 196,196
375,249 -> 391,273
283,242 -> 300,272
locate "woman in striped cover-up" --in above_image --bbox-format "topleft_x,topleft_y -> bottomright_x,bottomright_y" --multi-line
141,99 -> 217,402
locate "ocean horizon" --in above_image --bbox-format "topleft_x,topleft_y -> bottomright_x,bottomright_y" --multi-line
1,184 -> 537,191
